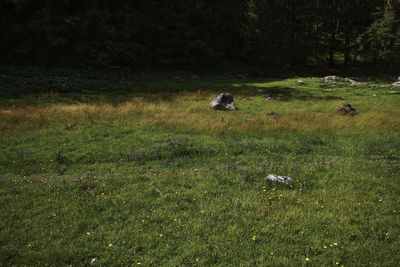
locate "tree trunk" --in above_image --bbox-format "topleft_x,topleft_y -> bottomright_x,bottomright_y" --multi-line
329,30 -> 335,66
93,0 -> 99,15
344,34 -> 349,65
314,19 -> 319,60
44,0 -> 51,38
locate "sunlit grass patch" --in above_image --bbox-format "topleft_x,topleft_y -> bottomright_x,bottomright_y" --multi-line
1,75 -> 399,134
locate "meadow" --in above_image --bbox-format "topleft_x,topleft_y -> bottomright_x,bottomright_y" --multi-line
0,67 -> 399,266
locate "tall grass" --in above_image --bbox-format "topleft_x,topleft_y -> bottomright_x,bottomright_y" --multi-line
1,90 -> 399,134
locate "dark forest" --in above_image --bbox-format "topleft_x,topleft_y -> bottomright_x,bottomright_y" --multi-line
1,0 -> 399,69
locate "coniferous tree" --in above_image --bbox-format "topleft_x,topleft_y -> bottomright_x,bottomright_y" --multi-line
0,0 -> 399,68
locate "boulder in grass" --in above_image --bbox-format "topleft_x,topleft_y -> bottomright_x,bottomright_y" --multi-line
392,81 -> 400,87
266,174 -> 292,183
264,95 -> 275,101
337,103 -> 356,115
90,258 -> 99,265
210,93 -> 238,111
325,75 -> 338,84
345,77 -> 359,85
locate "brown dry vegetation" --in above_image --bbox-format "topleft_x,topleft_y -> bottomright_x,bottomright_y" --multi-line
1,91 -> 399,135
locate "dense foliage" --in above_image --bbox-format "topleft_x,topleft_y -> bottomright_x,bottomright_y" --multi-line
1,0 -> 399,67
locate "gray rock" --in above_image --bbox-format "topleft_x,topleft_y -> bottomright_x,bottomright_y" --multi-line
266,174 -> 292,183
345,77 -> 358,85
325,75 -> 338,84
392,81 -> 400,87
210,93 -> 238,111
337,103 -> 356,115
298,80 -> 304,84
264,95 -> 275,101
348,77 -> 361,81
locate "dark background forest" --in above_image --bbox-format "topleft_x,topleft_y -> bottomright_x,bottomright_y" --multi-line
1,0 -> 399,70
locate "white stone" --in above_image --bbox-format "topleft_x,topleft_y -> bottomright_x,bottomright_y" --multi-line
266,174 -> 292,183
325,75 -> 337,84
392,81 -> 400,87
345,78 -> 358,85
210,93 -> 238,111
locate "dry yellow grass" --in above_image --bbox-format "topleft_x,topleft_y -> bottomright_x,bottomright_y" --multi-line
1,93 -> 399,134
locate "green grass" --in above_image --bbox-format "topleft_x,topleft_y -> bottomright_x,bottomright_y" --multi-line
0,67 -> 399,266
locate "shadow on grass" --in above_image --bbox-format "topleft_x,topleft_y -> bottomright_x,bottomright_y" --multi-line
231,85 -> 343,101
0,66 -> 343,105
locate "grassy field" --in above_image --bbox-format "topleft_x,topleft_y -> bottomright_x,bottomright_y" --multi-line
0,67 -> 399,266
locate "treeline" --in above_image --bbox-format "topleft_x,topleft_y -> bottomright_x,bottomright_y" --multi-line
1,0 -> 399,68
